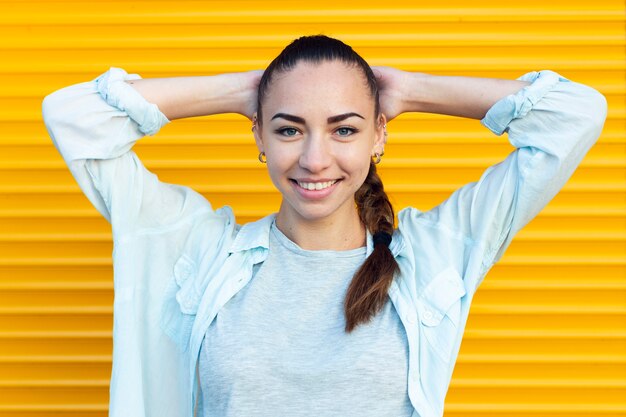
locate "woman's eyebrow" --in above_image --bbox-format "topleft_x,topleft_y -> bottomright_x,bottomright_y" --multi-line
270,112 -> 365,124
271,113 -> 305,124
327,112 -> 364,124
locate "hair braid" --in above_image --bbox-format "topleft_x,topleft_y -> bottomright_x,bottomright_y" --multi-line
344,163 -> 400,332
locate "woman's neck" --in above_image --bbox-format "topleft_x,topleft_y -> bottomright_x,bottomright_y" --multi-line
275,205 -> 366,251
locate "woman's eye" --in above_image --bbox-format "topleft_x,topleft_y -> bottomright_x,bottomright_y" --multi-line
336,127 -> 356,136
277,127 -> 299,136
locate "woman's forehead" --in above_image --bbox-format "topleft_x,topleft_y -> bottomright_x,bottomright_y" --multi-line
263,61 -> 375,119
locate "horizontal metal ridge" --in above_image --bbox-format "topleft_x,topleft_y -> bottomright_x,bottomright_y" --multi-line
2,58 -> 625,75
1,255 -> 623,266
479,280 -> 626,290
0,404 -> 107,411
456,355 -> 626,364
3,129 -> 626,144
0,379 -> 108,387
3,156 -> 624,170
0,355 -> 110,363
0,182 -> 624,194
0,206 -> 623,217
1,231 -> 625,242
4,34 -> 625,50
2,280 -> 625,291
0,230 -> 626,242
0,305 -> 624,315
1,354 -> 623,366
444,403 -> 626,412
0,331 -> 111,338
450,377 -> 626,386
0,403 -> 623,413
470,304 -> 626,314
0,258 -> 111,266
0,275 -> 626,292
0,378 -> 610,389
0,306 -> 113,314
496,256 -> 626,266
1,7 -> 624,26
464,329 -> 626,339
0,282 -> 113,290
1,329 -> 622,340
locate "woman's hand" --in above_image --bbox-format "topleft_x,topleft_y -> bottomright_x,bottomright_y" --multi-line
233,69 -> 263,120
372,66 -> 416,122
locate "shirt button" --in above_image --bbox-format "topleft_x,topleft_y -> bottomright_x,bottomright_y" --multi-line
424,311 -> 434,320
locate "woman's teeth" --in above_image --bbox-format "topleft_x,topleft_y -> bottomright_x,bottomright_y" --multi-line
297,180 -> 337,191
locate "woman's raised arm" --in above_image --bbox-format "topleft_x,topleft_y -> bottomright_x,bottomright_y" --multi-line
379,67 -> 607,292
126,70 -> 262,121
41,67 -> 260,232
374,66 -> 530,121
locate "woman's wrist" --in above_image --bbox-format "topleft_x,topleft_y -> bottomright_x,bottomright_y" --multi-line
197,72 -> 250,117
397,72 -> 432,114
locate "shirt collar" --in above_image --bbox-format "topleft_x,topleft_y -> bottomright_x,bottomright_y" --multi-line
228,213 -> 276,254
228,212 -> 405,257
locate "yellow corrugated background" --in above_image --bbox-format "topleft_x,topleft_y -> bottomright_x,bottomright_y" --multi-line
0,1 -> 624,415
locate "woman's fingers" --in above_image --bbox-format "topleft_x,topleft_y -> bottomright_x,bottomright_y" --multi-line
238,70 -> 264,120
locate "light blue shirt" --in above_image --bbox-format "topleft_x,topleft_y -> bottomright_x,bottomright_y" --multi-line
42,67 -> 607,417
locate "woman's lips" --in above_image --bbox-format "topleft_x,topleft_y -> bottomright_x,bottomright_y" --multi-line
290,179 -> 340,199
296,180 -> 337,190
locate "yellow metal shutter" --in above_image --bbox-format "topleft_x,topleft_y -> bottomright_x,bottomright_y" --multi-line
0,1 -> 624,415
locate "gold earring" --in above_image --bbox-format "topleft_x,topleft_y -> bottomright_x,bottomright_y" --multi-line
372,152 -> 382,164
258,151 -> 267,163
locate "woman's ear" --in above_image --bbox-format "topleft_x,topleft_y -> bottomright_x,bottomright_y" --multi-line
372,113 -> 388,155
252,112 -> 263,152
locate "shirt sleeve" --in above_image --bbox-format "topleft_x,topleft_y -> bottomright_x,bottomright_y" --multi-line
42,67 -> 212,236
406,70 -> 608,288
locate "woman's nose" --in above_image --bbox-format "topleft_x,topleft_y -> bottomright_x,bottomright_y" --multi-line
299,134 -> 332,173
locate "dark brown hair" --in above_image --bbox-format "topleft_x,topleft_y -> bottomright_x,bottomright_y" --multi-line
257,35 -> 399,333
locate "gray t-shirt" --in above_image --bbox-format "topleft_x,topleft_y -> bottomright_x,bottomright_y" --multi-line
198,221 -> 413,416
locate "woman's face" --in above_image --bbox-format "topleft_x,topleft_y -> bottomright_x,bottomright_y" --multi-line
255,60 -> 386,226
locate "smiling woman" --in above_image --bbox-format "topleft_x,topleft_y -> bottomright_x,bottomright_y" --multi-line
41,35 -> 607,417
254,43 -> 395,339
257,62 -> 384,245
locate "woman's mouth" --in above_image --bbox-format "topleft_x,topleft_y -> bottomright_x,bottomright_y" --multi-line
289,179 -> 341,199
296,180 -> 338,191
